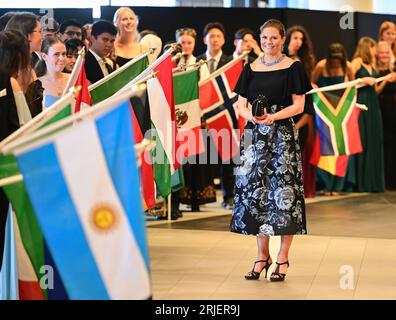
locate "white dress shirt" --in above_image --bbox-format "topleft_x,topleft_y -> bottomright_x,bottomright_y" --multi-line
205,50 -> 223,73
89,49 -> 110,77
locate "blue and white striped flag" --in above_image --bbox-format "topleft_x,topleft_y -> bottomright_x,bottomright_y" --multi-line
15,100 -> 151,300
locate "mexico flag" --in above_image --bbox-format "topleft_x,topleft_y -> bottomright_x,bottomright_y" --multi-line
173,68 -> 204,160
147,55 -> 180,197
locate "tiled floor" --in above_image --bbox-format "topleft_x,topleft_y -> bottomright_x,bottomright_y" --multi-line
146,192 -> 396,300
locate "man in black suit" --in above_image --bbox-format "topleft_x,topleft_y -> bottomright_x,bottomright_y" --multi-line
84,20 -> 117,85
197,22 -> 235,210
196,22 -> 232,74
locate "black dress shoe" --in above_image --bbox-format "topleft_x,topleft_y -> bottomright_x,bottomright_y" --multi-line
191,203 -> 200,212
170,212 -> 179,220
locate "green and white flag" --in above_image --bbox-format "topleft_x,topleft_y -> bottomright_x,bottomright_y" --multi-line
89,53 -> 149,104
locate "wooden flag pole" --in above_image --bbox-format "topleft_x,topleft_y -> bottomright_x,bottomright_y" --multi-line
167,194 -> 172,223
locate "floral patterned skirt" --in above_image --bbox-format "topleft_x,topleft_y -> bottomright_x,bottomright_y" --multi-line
230,118 -> 307,236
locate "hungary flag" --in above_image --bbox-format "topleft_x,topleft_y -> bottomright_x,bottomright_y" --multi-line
173,68 -> 204,160
89,54 -> 149,104
147,55 -> 180,197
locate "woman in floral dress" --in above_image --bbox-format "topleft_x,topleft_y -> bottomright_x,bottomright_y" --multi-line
229,19 -> 311,282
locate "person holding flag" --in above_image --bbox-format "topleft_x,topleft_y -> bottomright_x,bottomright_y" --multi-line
197,22 -> 234,210
311,43 -> 356,195
170,27 -> 215,216
230,19 -> 311,282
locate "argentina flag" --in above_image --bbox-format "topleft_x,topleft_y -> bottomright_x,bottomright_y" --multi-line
14,100 -> 151,300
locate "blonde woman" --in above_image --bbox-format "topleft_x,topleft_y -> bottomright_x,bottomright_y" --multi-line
175,27 -> 210,79
351,37 -> 384,192
113,7 -> 148,67
378,21 -> 396,66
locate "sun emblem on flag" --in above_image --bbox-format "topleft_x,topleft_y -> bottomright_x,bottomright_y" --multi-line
90,204 -> 118,232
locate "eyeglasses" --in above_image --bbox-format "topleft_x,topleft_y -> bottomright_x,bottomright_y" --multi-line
65,31 -> 82,37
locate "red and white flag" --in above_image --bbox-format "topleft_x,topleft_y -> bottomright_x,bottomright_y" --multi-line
199,56 -> 245,161
147,54 -> 180,196
74,64 -> 93,112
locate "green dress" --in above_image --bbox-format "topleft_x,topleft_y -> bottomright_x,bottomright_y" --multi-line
354,66 -> 385,192
316,76 -> 356,192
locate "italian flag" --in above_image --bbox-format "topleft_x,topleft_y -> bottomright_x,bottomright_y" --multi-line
147,55 -> 180,197
173,68 -> 204,160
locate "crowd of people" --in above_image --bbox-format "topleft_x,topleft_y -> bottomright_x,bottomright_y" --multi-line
0,7 -> 396,205
0,9 -> 396,248
0,6 -> 396,286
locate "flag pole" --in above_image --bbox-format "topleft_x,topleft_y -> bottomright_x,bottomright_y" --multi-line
2,73 -> 156,155
88,48 -> 154,92
0,174 -> 23,187
0,138 -> 156,187
172,59 -> 206,74
167,194 -> 172,223
198,54 -> 246,86
0,90 -> 75,151
62,48 -> 85,96
306,74 -> 392,94
118,48 -> 174,95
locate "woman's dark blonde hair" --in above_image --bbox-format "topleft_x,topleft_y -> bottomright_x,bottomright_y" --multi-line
378,21 -> 396,55
260,19 -> 285,37
353,37 -> 376,65
175,27 -> 197,41
378,21 -> 395,41
113,7 -> 140,42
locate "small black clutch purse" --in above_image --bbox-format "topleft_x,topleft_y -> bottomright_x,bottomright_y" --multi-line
251,94 -> 269,117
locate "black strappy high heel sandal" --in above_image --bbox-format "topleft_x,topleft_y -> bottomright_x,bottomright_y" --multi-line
270,261 -> 290,282
244,256 -> 272,280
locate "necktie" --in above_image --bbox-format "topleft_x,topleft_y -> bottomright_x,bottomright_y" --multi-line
104,62 -> 113,75
98,59 -> 109,76
208,58 -> 216,74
